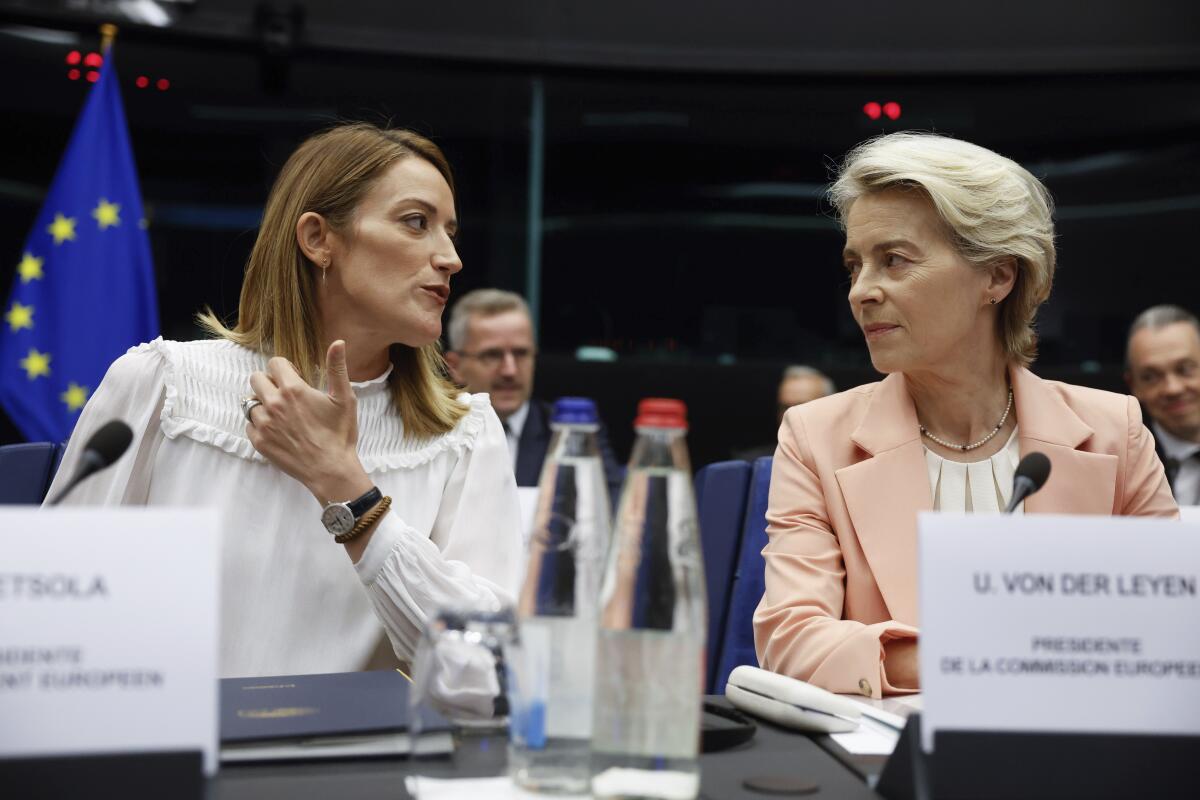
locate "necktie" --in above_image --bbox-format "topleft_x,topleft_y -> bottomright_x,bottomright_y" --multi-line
1163,455 -> 1181,492
1166,452 -> 1200,506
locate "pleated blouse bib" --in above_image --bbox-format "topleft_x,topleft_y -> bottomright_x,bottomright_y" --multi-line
924,427 -> 1023,513
47,338 -> 522,677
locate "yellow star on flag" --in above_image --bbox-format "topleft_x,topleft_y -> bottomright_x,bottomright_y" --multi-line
47,213 -> 77,245
60,382 -> 90,412
19,348 -> 51,380
17,252 -> 44,283
5,301 -> 33,332
92,198 -> 121,230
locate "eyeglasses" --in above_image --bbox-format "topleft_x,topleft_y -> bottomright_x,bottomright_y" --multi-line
459,347 -> 536,368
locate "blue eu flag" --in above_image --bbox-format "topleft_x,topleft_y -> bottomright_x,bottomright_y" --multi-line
0,56 -> 159,442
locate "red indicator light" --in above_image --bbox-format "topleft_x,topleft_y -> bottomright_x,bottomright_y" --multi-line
156,78 -> 170,91
86,70 -> 100,83
863,102 -> 882,120
84,52 -> 103,68
883,101 -> 902,120
136,75 -> 149,89
66,50 -> 81,65
67,69 -> 81,81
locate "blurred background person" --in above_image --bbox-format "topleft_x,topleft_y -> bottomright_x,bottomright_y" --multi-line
48,123 -> 522,678
1126,305 -> 1200,505
755,132 -> 1177,698
778,366 -> 836,419
734,365 -> 835,461
445,288 -> 623,493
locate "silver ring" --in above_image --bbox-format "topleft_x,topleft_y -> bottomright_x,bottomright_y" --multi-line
240,396 -> 262,423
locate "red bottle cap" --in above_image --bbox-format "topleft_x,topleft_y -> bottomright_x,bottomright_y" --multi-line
634,398 -> 688,429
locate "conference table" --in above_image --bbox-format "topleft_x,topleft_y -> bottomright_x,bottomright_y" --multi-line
212,697 -> 886,800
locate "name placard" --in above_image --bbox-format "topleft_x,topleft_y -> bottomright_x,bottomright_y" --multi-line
919,513 -> 1200,752
0,508 -> 219,774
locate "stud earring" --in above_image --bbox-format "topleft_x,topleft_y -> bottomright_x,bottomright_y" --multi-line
988,297 -> 998,305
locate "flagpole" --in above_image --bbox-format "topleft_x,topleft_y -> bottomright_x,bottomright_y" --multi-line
99,23 -> 118,53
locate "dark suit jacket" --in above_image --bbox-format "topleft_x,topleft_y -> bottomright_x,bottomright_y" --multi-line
1147,418 -> 1193,502
514,399 -> 624,498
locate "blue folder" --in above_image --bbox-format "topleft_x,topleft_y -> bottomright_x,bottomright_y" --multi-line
220,670 -> 453,762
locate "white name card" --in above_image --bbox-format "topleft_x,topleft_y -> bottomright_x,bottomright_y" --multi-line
0,508 -> 219,774
919,513 -> 1200,753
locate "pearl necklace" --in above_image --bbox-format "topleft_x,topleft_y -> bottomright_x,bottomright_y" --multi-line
920,389 -> 1014,452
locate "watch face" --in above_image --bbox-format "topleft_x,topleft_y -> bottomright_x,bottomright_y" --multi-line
321,504 -> 355,535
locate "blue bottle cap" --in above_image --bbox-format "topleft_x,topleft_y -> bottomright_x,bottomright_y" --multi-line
552,396 -> 598,424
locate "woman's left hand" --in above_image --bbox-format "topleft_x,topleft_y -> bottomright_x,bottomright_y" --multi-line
245,340 -> 373,504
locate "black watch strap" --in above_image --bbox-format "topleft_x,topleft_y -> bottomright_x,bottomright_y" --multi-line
346,486 -> 383,519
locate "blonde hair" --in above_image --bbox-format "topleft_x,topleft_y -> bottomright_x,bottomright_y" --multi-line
198,122 -> 467,439
830,132 -> 1056,367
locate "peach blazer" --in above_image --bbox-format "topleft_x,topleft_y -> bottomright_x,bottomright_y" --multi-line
753,366 -> 1178,698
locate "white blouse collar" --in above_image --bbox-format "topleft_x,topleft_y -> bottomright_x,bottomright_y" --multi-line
350,364 -> 393,392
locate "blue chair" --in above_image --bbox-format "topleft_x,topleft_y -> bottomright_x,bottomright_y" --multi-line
695,460 -> 752,693
51,441 -> 66,478
712,455 -> 773,693
0,442 -> 60,504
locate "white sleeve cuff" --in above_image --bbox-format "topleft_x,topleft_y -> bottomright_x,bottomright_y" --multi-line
353,513 -> 411,585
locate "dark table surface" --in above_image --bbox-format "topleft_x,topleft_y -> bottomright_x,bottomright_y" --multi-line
212,699 -> 883,800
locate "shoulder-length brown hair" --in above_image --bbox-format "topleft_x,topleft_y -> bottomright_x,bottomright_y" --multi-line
199,122 -> 467,439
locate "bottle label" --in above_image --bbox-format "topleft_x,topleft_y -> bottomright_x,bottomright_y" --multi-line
592,629 -> 703,758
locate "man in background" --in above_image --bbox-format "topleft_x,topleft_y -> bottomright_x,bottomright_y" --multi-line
734,365 -> 835,461
444,289 -> 623,492
1126,305 -> 1200,506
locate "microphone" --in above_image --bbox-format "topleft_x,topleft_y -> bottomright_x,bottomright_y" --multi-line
45,420 -> 133,506
1004,451 -> 1051,513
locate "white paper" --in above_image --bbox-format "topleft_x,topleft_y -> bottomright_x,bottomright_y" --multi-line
829,714 -> 902,755
826,694 -> 917,756
0,508 -> 220,774
919,513 -> 1200,753
845,695 -> 917,731
405,775 -> 581,799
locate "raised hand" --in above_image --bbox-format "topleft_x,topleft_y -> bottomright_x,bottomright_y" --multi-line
245,340 -> 373,505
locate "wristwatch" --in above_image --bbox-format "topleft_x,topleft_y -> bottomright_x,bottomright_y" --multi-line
320,486 -> 383,536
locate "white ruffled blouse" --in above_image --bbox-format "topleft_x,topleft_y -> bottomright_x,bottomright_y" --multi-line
46,338 -> 523,678
924,427 -> 1024,514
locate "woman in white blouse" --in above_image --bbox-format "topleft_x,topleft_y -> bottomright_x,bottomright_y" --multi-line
48,123 -> 522,678
753,133 -> 1177,698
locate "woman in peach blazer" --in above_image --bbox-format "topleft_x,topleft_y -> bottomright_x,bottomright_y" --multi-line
753,133 -> 1177,699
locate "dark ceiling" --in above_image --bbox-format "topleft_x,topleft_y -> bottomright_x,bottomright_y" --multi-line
1,0 -> 1198,75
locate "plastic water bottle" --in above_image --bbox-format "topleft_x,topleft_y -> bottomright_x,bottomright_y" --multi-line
509,397 -> 613,793
590,398 -> 706,800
